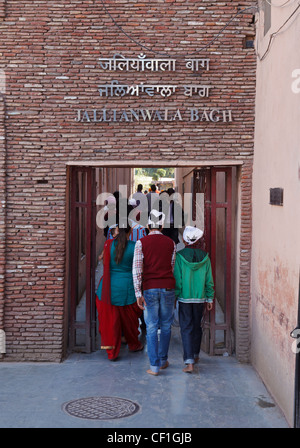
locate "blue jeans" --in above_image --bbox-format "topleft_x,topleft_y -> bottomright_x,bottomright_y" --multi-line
143,288 -> 175,373
179,302 -> 205,364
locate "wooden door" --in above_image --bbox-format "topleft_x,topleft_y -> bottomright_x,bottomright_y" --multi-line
69,166 -> 97,353
193,167 -> 233,355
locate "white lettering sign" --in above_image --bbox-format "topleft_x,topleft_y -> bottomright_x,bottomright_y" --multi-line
75,108 -> 233,123
98,54 -> 210,72
72,54 -> 235,125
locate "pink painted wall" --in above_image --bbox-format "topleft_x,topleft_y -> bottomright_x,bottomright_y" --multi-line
252,3 -> 300,426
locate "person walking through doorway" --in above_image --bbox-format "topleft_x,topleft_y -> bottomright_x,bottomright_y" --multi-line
161,188 -> 185,245
133,209 -> 176,376
96,221 -> 144,361
133,184 -> 144,207
146,184 -> 159,215
173,226 -> 214,373
106,200 -> 148,241
105,200 -> 148,335
127,200 -> 148,242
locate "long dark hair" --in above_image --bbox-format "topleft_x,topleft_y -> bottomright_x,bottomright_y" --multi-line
114,204 -> 133,264
114,226 -> 131,264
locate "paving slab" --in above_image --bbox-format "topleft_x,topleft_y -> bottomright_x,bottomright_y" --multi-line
0,326 -> 289,429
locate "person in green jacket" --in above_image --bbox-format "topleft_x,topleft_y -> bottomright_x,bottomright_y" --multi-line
173,226 -> 214,373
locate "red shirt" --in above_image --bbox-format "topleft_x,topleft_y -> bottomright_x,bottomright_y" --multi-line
140,233 -> 176,291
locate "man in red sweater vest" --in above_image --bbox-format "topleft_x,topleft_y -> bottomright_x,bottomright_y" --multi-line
133,210 -> 176,376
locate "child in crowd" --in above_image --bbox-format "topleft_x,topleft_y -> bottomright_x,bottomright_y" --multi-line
173,226 -> 214,373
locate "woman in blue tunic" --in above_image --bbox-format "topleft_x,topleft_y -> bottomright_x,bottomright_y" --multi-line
96,224 -> 143,361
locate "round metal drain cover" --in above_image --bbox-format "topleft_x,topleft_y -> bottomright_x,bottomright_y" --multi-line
62,396 -> 140,420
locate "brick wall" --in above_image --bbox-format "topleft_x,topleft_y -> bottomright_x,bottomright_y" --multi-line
0,0 -> 257,361
0,0 -> 5,360
238,160 -> 253,362
0,96 -> 5,359
0,1 -> 5,20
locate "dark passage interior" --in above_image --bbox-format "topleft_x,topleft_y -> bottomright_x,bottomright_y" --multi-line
67,165 -> 237,358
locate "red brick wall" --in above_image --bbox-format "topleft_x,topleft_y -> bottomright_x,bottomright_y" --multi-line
0,1 -> 5,20
0,1 -> 256,361
238,160 -> 253,362
0,97 -> 5,359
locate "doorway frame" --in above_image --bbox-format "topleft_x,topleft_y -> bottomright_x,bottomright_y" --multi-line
193,166 -> 234,355
65,159 -> 244,359
68,166 -> 97,354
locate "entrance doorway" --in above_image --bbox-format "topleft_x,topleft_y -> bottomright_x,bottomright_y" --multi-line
193,167 -> 235,355
67,163 -> 237,356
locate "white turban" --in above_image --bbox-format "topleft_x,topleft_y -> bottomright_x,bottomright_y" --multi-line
128,198 -> 137,208
103,195 -> 116,211
183,226 -> 203,245
148,209 -> 165,227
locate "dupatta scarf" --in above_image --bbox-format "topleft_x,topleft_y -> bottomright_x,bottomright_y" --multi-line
96,238 -> 118,350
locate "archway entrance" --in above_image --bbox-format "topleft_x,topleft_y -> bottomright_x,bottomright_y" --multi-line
66,162 -> 239,357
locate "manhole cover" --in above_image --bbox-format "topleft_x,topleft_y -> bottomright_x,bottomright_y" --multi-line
62,396 -> 140,420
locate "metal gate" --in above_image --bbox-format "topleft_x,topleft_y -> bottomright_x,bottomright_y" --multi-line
69,166 -> 97,353
193,167 -> 233,355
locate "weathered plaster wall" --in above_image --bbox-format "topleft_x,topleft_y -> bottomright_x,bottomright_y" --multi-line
252,3 -> 300,426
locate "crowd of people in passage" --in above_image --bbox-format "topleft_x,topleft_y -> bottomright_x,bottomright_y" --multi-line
96,184 -> 215,375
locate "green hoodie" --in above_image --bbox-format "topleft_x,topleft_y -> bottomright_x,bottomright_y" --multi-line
174,247 -> 214,303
